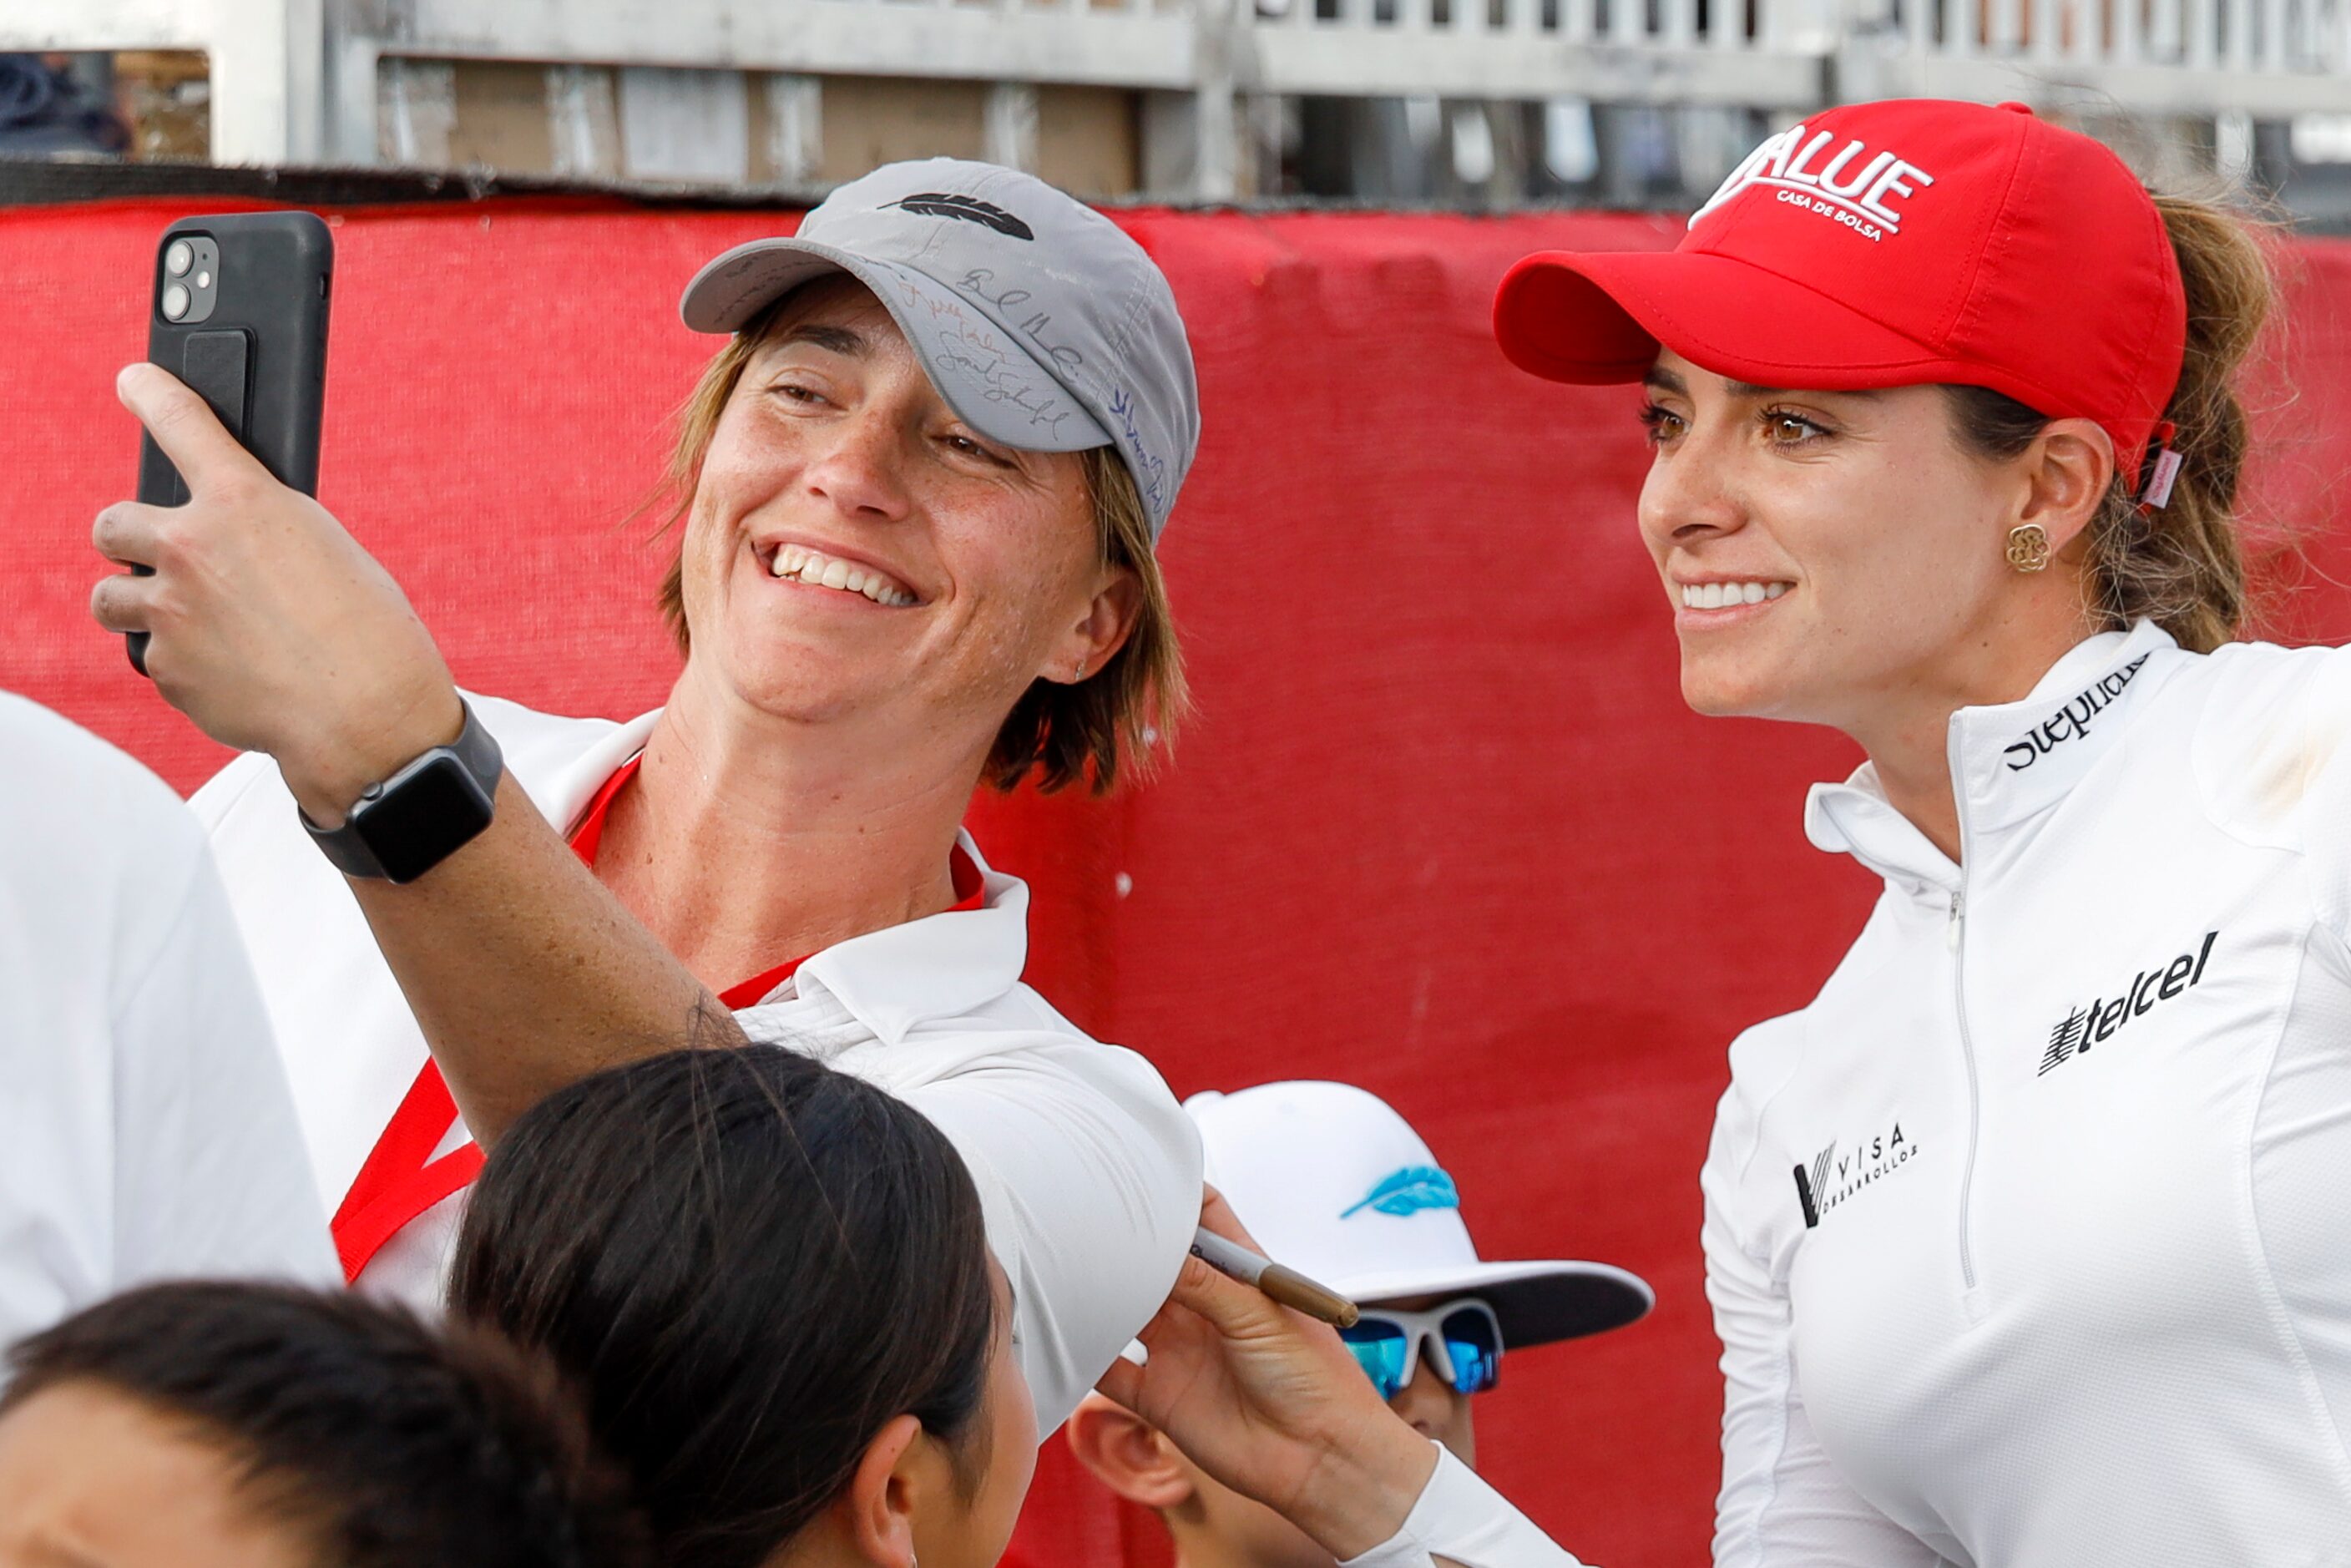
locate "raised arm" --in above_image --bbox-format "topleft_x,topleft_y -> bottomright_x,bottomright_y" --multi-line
337,768 -> 736,1142
90,363 -> 738,1145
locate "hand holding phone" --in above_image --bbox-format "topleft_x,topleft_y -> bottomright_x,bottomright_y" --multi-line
93,228 -> 465,823
127,211 -> 332,675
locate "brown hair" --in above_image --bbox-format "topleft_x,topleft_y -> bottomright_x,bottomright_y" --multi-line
1945,190 -> 2278,654
650,296 -> 1186,795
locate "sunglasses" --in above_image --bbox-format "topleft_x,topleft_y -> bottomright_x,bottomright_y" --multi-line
1337,1298 -> 1502,1400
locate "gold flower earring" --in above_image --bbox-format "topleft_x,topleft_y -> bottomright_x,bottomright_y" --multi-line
2005,524 -> 2050,573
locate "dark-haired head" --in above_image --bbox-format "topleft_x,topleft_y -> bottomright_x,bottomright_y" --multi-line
0,1280 -> 646,1568
448,1044 -> 1034,1568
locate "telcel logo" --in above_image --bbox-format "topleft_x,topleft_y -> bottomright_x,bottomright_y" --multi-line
2039,930 -> 2219,1075
1695,124 -> 1937,240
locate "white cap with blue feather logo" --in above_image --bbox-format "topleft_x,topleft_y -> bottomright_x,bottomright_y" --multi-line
1185,1080 -> 1653,1348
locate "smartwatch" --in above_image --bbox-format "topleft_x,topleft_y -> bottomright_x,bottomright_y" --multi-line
300,699 -> 505,884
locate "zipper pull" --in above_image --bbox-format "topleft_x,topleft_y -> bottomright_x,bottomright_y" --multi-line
1946,891 -> 1964,951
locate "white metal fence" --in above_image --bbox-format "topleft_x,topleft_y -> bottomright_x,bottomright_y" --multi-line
8,0 -> 2349,190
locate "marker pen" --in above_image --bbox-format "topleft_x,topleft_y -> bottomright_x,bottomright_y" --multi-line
1190,1226 -> 1359,1328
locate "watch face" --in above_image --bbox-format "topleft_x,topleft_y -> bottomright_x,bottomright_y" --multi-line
353,753 -> 497,884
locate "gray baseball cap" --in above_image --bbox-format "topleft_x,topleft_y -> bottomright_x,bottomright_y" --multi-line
680,158 -> 1199,539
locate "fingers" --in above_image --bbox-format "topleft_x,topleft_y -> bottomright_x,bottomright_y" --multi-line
1167,1250 -> 1299,1340
1197,1185 -> 1270,1253
1099,1298 -> 1215,1419
1188,1186 -> 1300,1331
116,362 -> 265,497
90,566 -> 159,635
92,499 -> 170,570
1093,1353 -> 1144,1412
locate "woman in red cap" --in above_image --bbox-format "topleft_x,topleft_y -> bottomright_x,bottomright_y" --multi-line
1094,98 -> 2346,1568
1487,97 -> 2351,1564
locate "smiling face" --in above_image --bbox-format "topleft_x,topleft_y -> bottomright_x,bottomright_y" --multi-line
671,276 -> 1134,760
1635,350 -> 2082,735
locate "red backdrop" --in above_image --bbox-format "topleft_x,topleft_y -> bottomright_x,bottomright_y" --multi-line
10,195 -> 2351,1566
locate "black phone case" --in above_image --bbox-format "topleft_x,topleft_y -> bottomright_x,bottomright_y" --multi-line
129,210 -> 333,674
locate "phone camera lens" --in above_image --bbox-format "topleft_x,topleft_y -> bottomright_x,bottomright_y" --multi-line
164,240 -> 193,277
163,283 -> 190,321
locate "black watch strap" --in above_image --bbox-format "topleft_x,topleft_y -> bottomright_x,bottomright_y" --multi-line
301,699 -> 505,884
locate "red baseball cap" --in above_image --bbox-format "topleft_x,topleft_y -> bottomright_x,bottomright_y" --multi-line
1494,99 -> 2186,485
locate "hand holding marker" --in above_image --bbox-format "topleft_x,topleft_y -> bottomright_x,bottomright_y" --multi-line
1190,1226 -> 1359,1328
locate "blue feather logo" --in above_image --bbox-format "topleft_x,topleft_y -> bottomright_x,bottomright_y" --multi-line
1340,1166 -> 1460,1219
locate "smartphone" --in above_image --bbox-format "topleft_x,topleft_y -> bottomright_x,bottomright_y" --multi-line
128,210 -> 333,675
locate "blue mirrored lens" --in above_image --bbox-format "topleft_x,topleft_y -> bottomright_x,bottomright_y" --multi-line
1339,1321 -> 1410,1399
1441,1308 -> 1502,1395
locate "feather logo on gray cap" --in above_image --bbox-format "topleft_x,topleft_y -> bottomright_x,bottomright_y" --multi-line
884,194 -> 1035,241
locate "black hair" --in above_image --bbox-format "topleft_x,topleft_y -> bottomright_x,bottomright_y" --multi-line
447,1044 -> 998,1568
1,1280 -> 648,1568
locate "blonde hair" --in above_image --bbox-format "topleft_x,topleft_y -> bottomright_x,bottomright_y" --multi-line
1947,190 -> 2278,654
649,297 -> 1185,795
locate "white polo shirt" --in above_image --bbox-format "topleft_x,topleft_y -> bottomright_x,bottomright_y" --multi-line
0,693 -> 334,1352
191,693 -> 1201,1434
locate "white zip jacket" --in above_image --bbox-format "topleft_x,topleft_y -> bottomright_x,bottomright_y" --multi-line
191,694 -> 1201,1437
1704,621 -> 2351,1566
1338,1446 -> 1587,1568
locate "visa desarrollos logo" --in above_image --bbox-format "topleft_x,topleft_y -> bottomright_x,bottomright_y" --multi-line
1695,123 -> 1937,242
2038,929 -> 2219,1075
2003,653 -> 2151,771
1792,1120 -> 1919,1229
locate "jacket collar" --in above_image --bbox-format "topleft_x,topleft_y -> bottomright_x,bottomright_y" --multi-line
792,835 -> 1029,1045
1806,620 -> 2181,894
538,709 -> 662,831
517,706 -> 1029,1048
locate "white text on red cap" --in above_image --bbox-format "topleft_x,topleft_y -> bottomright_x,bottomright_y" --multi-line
1695,124 -> 1939,240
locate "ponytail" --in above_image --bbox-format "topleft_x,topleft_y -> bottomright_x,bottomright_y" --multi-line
1947,188 -> 2278,652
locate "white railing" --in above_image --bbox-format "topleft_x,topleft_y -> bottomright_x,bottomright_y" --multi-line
0,0 -> 323,164
1246,0 -> 1828,107
1851,0 -> 2351,111
1244,0 -> 2351,111
7,0 -> 2348,185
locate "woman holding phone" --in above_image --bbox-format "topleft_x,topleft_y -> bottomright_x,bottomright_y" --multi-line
89,157 -> 1202,1443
